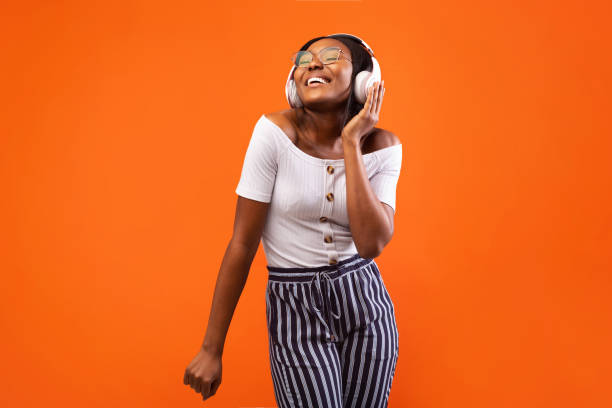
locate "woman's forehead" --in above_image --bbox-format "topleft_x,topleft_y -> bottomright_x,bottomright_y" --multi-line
307,38 -> 350,56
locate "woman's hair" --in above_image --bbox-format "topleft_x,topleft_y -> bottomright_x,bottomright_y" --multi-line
297,34 -> 374,128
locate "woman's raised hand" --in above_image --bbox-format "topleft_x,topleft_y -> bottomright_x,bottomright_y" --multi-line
341,80 -> 385,144
183,347 -> 222,402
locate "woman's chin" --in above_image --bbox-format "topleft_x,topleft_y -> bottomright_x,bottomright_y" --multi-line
300,91 -> 335,103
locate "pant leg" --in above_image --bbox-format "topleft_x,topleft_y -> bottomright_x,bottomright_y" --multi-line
267,280 -> 344,408
337,262 -> 399,408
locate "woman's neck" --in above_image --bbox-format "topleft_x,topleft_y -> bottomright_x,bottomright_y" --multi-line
295,107 -> 347,148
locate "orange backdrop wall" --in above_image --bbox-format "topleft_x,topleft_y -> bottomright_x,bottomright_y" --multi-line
1,1 -> 610,407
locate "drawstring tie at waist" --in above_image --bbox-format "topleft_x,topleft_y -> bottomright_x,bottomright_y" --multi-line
309,270 -> 342,342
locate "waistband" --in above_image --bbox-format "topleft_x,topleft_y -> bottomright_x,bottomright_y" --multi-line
266,253 -> 374,283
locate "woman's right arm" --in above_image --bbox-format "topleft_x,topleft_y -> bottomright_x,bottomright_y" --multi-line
183,195 -> 270,400
200,195 -> 270,354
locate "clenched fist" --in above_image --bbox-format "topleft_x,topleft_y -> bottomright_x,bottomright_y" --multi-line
183,347 -> 222,401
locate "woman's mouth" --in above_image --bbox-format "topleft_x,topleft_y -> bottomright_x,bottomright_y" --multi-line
305,77 -> 332,87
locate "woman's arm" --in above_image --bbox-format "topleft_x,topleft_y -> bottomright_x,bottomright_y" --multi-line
342,133 -> 398,258
340,80 -> 401,258
200,195 -> 270,356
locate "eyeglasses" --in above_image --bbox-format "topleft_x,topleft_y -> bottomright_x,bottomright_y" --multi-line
290,47 -> 352,68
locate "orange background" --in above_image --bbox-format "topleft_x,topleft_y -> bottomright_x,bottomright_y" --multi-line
1,1 -> 610,407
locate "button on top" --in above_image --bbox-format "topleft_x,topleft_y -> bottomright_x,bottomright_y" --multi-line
319,216 -> 328,222
330,335 -> 336,341
326,192 -> 334,201
327,165 -> 334,174
324,235 -> 333,243
329,258 -> 337,265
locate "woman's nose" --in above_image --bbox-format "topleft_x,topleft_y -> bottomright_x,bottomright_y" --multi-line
306,54 -> 324,69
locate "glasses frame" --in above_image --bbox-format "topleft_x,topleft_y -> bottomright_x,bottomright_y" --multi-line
291,46 -> 352,68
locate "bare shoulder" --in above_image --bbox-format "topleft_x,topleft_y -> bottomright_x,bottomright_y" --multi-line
263,110 -> 400,152
262,110 -> 297,143
362,127 -> 401,154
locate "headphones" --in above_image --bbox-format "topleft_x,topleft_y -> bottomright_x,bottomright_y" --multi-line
285,33 -> 381,109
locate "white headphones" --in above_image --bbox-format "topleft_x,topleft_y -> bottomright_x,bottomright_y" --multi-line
285,33 -> 382,109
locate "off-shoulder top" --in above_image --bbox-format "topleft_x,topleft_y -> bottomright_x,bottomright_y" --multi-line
235,114 -> 402,268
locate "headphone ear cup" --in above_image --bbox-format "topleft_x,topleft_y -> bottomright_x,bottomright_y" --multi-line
353,56 -> 382,104
287,79 -> 303,108
285,66 -> 303,108
353,70 -> 372,104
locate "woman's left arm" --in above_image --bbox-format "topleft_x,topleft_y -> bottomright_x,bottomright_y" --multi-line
342,80 -> 398,258
343,135 -> 397,258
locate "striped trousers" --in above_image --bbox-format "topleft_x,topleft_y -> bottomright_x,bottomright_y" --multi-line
265,253 -> 399,408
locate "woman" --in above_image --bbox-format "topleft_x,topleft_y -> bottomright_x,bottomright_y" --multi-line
184,33 -> 401,407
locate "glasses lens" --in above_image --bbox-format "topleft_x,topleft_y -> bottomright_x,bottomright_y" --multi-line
292,48 -> 342,67
320,48 -> 341,64
293,51 -> 312,67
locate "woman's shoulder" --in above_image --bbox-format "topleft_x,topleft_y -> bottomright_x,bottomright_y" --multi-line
262,110 -> 298,144
361,127 -> 401,154
262,109 -> 401,154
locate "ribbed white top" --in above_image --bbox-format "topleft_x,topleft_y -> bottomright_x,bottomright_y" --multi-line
235,114 -> 402,268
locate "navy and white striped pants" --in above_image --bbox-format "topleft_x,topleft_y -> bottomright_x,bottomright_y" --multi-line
265,253 -> 399,408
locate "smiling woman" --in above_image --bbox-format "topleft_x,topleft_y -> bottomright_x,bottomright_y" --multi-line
184,33 -> 401,408
285,33 -> 382,129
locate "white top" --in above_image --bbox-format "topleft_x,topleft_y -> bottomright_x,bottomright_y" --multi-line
235,114 -> 402,268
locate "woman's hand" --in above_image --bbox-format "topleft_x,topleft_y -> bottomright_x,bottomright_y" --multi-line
341,80 -> 385,145
183,347 -> 223,401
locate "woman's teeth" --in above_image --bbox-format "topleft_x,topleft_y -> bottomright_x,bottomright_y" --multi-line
307,77 -> 330,87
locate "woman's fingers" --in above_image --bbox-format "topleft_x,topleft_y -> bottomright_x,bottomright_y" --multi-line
370,81 -> 379,115
200,380 -> 211,400
376,79 -> 385,115
364,83 -> 374,113
184,348 -> 223,401
210,379 -> 220,395
193,374 -> 201,393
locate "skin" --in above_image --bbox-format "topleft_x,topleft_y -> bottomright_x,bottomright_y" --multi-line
183,38 -> 400,402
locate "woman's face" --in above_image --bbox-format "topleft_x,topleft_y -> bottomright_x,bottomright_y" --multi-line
293,38 -> 353,108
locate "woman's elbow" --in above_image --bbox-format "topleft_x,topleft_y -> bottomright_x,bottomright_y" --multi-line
356,241 -> 384,259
